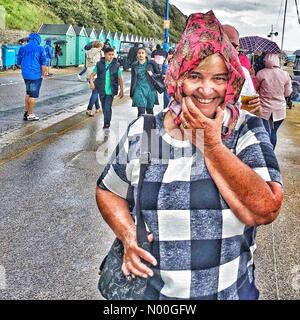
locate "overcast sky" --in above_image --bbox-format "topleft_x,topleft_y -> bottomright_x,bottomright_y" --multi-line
169,0 -> 299,52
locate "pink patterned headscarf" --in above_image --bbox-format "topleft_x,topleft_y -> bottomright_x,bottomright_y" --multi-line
165,10 -> 245,137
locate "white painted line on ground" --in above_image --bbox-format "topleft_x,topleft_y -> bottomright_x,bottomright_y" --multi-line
0,81 -> 21,86
0,73 -> 79,86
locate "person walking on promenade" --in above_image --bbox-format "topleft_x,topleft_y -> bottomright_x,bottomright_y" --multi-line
256,53 -> 292,149
77,41 -> 95,81
89,47 -> 124,128
44,40 -> 53,76
130,47 -> 160,117
85,41 -> 104,116
162,48 -> 175,108
151,44 -> 167,72
253,52 -> 266,75
127,43 -> 139,69
54,43 -> 63,68
17,32 -> 47,121
103,39 -> 111,50
96,11 -> 283,300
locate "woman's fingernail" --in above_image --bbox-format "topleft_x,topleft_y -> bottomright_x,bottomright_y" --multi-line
143,274 -> 148,278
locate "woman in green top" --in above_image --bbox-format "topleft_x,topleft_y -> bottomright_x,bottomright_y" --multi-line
130,47 -> 160,117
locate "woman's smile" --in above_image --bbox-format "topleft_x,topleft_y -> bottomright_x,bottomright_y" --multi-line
195,98 -> 214,104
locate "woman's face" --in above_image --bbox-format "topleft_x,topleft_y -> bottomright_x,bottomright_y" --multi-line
182,54 -> 228,118
137,49 -> 146,61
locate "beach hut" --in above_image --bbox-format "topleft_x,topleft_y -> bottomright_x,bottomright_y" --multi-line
124,34 -> 130,41
94,29 -> 100,40
95,29 -> 105,43
128,34 -> 134,42
116,32 -> 125,53
99,30 -> 107,43
38,24 -> 76,67
85,27 -> 97,43
111,32 -> 121,52
105,31 -> 113,46
118,32 -> 125,42
73,26 -> 89,66
133,35 -> 139,43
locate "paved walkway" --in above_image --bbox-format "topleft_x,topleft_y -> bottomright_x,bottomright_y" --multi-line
255,105 -> 300,299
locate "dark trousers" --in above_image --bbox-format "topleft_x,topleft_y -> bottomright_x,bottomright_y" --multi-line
79,67 -> 87,76
100,95 -> 114,126
262,116 -> 284,149
163,91 -> 170,108
137,107 -> 154,117
87,89 -> 100,110
54,55 -> 59,68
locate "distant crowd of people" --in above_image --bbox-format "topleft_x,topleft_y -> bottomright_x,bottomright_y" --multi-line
16,26 -> 293,152
78,39 -> 175,127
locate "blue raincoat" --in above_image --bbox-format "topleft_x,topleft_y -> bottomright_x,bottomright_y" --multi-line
17,33 -> 47,80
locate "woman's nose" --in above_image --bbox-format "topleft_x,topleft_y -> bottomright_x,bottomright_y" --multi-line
197,81 -> 215,96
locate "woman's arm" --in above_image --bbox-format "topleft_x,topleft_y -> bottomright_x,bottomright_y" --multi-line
204,144 -> 283,226
96,187 -> 156,277
284,74 -> 292,97
130,67 -> 135,98
118,75 -> 124,98
89,72 -> 96,90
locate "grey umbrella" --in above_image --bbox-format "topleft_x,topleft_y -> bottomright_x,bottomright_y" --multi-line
45,36 -> 61,41
18,37 -> 29,44
54,39 -> 67,45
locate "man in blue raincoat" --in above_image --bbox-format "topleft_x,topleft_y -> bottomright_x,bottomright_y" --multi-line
17,33 -> 47,121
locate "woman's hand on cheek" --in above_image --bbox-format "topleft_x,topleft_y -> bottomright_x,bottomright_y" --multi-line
181,97 -> 224,152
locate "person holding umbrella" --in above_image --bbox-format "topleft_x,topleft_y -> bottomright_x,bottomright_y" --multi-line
54,40 -> 64,68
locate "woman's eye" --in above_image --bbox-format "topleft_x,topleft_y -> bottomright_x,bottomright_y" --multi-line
214,76 -> 228,82
188,74 -> 200,80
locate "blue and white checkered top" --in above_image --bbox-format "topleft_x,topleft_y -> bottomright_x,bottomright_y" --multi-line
97,108 -> 282,300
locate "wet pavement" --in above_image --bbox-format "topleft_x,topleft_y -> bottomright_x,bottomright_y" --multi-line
255,104 -> 300,300
0,94 -> 163,299
0,68 -> 131,135
0,95 -> 299,299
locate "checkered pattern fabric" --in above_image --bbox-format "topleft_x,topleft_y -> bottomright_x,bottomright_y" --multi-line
239,36 -> 281,54
97,108 -> 282,300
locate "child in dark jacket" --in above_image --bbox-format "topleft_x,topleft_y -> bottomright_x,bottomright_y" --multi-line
88,47 -> 124,127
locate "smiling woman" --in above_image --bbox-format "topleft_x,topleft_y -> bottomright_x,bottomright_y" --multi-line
181,53 -> 229,119
96,10 -> 283,300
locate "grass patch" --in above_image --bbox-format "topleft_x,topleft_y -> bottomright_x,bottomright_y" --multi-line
0,0 -> 185,42
0,0 -> 62,31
